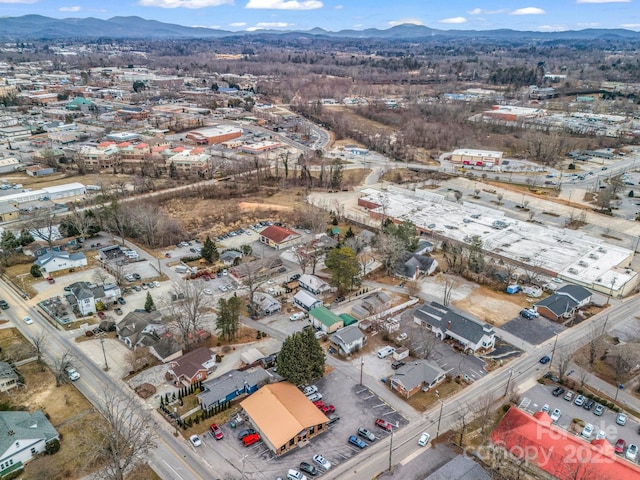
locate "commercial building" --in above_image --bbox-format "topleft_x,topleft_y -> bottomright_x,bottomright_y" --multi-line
450,148 -> 503,167
259,225 -> 301,250
482,105 -> 546,122
186,125 -> 242,145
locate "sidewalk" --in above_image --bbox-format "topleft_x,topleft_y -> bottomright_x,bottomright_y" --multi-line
567,361 -> 639,413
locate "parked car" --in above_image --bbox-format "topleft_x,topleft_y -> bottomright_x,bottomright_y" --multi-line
304,385 -> 318,396
203,289 -> 212,295
593,404 -> 605,416
117,297 -> 126,305
418,432 -> 431,447
243,433 -> 260,446
237,428 -> 256,440
374,418 -> 393,431
615,438 -> 626,454
114,307 -> 123,315
320,405 -> 335,414
552,387 -> 565,397
348,435 -> 367,449
574,395 -> 585,406
391,361 -> 406,370
550,408 -> 561,423
327,414 -> 340,425
290,312 -> 305,321
290,274 -> 301,281
299,462 -> 318,476
358,427 -> 376,442
541,404 -> 550,413
153,281 -> 160,287
307,393 -> 322,402
133,273 -> 141,280
210,423 -> 224,440
189,434 -> 202,447
312,454 -> 331,470
563,391 -> 574,402
617,413 -> 628,426
46,276 -> 55,284
596,430 -> 606,440
626,444 -> 638,461
287,469 -> 307,480
539,355 -> 551,364
581,423 -> 594,439
583,399 -> 595,411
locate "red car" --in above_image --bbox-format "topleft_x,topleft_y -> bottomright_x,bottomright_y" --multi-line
321,405 -> 335,414
615,438 -> 626,454
314,400 -> 325,409
98,311 -> 106,319
375,418 -> 393,432
46,276 -> 55,284
210,423 -> 224,440
243,433 -> 260,447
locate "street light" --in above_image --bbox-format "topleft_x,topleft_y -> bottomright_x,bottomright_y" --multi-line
100,338 -> 108,371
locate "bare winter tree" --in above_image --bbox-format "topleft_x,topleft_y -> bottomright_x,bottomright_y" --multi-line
26,210 -> 58,248
416,329 -> 438,360
588,327 -> 602,367
556,351 -> 572,380
91,391 -> 157,480
235,257 -> 279,316
441,274 -> 456,306
31,331 -> 48,364
65,206 -> 98,239
125,346 -> 152,374
53,350 -> 74,387
376,233 -> 405,275
293,244 -> 311,274
165,281 -> 209,348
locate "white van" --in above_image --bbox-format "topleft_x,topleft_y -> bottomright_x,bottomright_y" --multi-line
377,346 -> 395,359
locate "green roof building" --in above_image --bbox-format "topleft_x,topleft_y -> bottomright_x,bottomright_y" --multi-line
310,306 -> 344,333
339,313 -> 358,327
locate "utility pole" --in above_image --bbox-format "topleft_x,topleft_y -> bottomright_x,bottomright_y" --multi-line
504,369 -> 514,397
100,338 -> 108,370
388,428 -> 393,472
360,358 -> 364,386
436,399 -> 444,438
602,314 -> 610,335
550,333 -> 559,368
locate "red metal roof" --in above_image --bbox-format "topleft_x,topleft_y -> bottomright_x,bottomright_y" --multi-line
491,407 -> 640,480
260,225 -> 300,244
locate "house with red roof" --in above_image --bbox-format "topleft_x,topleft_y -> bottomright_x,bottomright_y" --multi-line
259,225 -> 301,250
490,407 -> 640,480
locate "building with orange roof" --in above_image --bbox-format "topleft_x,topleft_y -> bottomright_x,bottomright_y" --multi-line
490,407 -> 640,480
259,225 -> 301,250
240,383 -> 328,456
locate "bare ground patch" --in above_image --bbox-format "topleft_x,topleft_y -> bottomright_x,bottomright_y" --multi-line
453,286 -> 525,326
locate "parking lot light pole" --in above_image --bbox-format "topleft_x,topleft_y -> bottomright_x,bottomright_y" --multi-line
100,338 -> 108,371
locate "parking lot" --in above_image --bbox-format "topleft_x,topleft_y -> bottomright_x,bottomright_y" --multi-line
501,314 -> 566,345
184,367 -> 410,479
520,382 -> 640,460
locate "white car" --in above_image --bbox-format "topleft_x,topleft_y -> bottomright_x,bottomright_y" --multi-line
287,470 -> 307,480
203,289 -> 212,295
23,316 -> 33,325
541,404 -> 550,413
626,443 -> 638,461
153,281 -> 161,288
307,393 -> 322,402
418,432 -> 431,447
595,430 -> 606,440
550,408 -> 561,423
304,385 -> 318,396
189,434 -> 202,447
617,413 -> 628,426
290,312 -> 304,321
581,423 -> 594,439
312,454 -> 331,470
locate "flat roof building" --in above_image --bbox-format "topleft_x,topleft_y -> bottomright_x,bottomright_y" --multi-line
186,125 -> 242,145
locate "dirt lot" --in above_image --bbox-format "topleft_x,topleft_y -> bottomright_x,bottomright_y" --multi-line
453,285 -> 525,327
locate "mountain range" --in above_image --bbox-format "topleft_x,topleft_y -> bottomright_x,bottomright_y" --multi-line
1,15 -> 639,41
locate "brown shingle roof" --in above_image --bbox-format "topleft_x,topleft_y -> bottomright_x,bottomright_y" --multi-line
241,382 -> 328,449
169,347 -> 215,380
260,225 -> 300,244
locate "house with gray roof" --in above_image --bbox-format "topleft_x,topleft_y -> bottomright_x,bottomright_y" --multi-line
400,254 -> 438,279
534,285 -> 592,321
0,362 -> 19,392
425,454 -> 491,480
413,302 -> 495,354
220,250 -> 242,266
0,410 -> 59,476
197,367 -> 272,410
34,250 -> 87,274
293,289 -> 322,312
253,292 -> 281,316
67,281 -> 96,315
116,310 -> 165,348
329,325 -> 366,356
299,274 -> 331,295
390,360 -> 446,398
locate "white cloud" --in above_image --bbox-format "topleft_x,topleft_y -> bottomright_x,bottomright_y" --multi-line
388,19 -> 425,27
245,0 -> 322,10
229,21 -> 247,26
439,16 -> 467,24
510,7 -> 546,15
620,23 -> 640,29
192,24 -> 222,28
138,0 -> 233,8
246,21 -> 291,30
467,7 -> 508,15
0,0 -> 37,3
577,0 -> 630,3
334,4 -> 343,8
536,24 -> 568,32
59,6 -> 81,12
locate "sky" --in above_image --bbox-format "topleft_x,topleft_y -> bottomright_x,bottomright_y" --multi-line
1,0 -> 639,33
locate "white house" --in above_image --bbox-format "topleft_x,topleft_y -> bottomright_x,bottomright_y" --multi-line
298,274 -> 332,295
0,411 -> 59,476
0,362 -> 19,392
413,302 -> 495,354
34,250 -> 87,274
68,281 -> 96,316
293,290 -> 323,312
329,325 -> 366,355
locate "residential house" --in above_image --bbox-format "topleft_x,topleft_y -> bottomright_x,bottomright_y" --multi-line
0,362 -> 19,392
34,250 -> 87,274
389,360 -> 446,398
167,347 -> 217,386
357,229 -> 375,245
253,292 -> 281,316
361,291 -> 391,315
329,325 -> 366,356
398,254 -> 438,280
259,225 -> 301,250
413,302 -> 496,354
240,382 -> 329,456
298,274 -> 331,296
425,455 -> 491,480
491,407 -> 640,480
534,285 -> 592,321
310,306 -> 344,333
116,310 -> 166,348
0,203 -> 19,223
0,411 -> 59,476
147,335 -> 183,364
293,290 -> 323,312
197,367 -> 272,410
220,250 -> 242,266
67,281 -> 97,316
230,257 -> 283,281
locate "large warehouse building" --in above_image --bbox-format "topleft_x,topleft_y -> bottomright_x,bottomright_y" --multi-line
186,125 -> 242,145
450,149 -> 503,167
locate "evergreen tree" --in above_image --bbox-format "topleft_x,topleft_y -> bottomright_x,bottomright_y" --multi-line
277,329 -> 325,386
216,296 -> 241,341
200,236 -> 218,263
325,246 -> 360,294
144,292 -> 155,312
